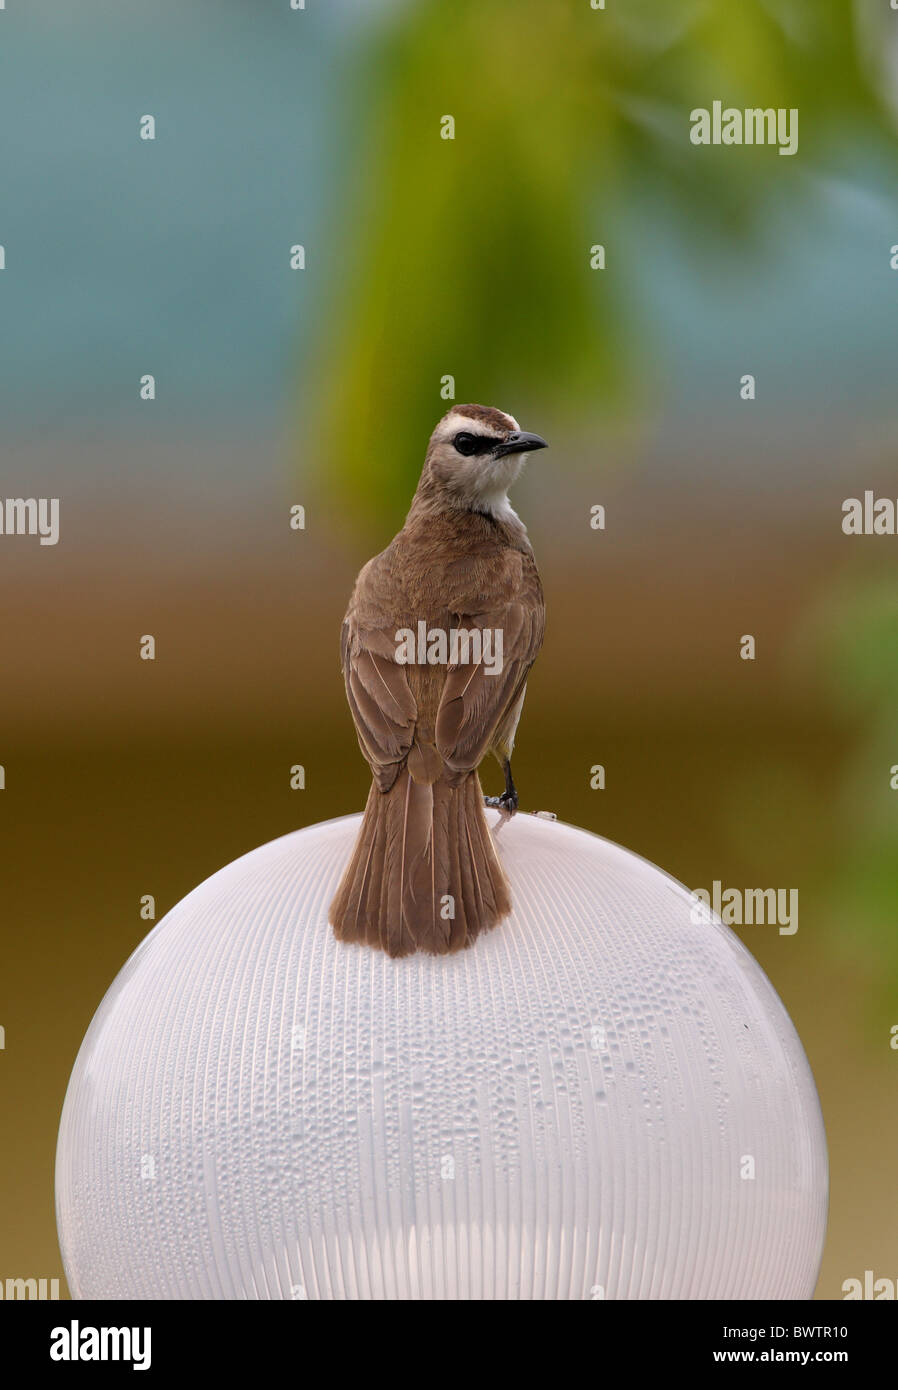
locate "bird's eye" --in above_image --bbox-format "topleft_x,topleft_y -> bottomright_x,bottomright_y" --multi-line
454,432 -> 481,456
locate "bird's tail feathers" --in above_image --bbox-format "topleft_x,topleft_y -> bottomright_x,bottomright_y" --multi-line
329,768 -> 511,957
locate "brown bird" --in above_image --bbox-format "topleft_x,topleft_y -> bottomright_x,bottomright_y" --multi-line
329,403 -> 547,959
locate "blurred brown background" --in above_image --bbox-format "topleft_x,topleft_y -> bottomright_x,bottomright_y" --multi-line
3,0 -> 898,1299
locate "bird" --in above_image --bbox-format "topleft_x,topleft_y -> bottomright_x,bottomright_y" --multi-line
329,403 -> 547,959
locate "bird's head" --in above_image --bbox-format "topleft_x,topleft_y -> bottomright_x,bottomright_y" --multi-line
422,404 -> 548,518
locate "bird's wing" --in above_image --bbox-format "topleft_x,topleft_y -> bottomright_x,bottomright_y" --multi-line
341,607 -> 417,790
435,562 -> 544,773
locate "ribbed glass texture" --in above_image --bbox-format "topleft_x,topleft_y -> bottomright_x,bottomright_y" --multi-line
56,813 -> 827,1299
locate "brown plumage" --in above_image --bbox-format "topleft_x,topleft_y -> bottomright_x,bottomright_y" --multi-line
329,404 -> 547,958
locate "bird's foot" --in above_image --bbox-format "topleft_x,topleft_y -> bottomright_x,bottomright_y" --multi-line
484,791 -> 518,815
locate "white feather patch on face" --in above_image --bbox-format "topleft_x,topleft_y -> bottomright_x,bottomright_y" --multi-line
434,407 -> 520,444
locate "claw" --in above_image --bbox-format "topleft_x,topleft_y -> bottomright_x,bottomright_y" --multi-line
485,758 -> 519,815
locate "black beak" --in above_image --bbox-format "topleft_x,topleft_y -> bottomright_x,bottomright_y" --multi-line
493,430 -> 548,458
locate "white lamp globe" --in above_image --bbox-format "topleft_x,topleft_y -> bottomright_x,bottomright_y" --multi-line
56,812 -> 827,1300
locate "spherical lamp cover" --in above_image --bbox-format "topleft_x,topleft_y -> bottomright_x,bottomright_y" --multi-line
56,813 -> 827,1299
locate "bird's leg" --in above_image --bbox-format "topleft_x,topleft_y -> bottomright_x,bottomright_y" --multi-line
484,758 -> 519,815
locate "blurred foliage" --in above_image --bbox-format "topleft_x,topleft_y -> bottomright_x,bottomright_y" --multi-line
795,575 -> 898,1022
719,572 -> 898,1031
303,0 -> 898,528
811,578 -> 898,724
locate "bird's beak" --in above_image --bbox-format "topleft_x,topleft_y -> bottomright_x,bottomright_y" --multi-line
493,430 -> 548,458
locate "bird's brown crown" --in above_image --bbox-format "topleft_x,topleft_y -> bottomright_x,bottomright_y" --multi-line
442,403 -> 518,433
